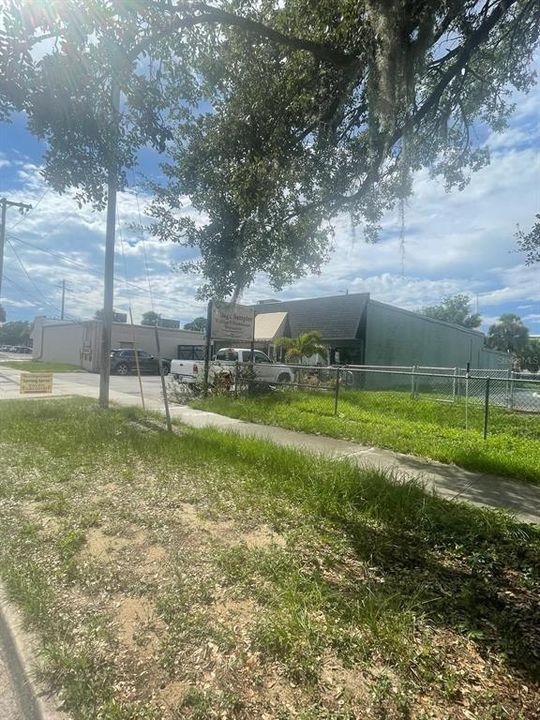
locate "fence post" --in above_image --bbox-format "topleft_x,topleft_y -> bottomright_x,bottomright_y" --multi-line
411,365 -> 418,398
465,363 -> 470,431
234,360 -> 239,399
334,367 -> 341,416
509,370 -> 515,410
483,377 -> 491,440
452,366 -> 458,402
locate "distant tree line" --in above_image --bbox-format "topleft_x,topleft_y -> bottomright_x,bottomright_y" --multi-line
420,294 -> 538,372
420,295 -> 481,329
0,320 -> 32,346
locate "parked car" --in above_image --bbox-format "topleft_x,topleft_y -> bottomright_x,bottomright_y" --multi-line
170,347 -> 295,385
110,349 -> 170,376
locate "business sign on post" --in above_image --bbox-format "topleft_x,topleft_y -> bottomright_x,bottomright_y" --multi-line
20,372 -> 53,394
211,301 -> 255,342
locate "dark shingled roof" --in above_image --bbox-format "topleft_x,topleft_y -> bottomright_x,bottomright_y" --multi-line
253,293 -> 369,340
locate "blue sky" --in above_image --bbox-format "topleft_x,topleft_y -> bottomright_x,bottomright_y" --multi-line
0,62 -> 539,334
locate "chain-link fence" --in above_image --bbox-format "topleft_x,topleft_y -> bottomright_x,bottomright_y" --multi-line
175,362 -> 540,440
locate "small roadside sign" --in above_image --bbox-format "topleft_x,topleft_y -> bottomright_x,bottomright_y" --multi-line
211,301 -> 255,342
20,372 -> 53,394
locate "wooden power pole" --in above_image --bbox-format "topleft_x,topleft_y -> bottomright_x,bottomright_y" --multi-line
0,198 -> 32,301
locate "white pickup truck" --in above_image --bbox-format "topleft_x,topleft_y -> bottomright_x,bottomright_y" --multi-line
170,347 -> 295,385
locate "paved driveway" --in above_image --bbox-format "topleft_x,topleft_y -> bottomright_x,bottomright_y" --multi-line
0,366 -> 165,407
54,372 -> 164,404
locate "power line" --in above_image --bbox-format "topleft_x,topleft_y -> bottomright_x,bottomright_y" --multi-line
5,241 -> 82,323
7,231 -> 179,309
1,197 -> 32,302
6,239 -> 70,317
3,273 -> 82,325
8,189 -> 49,231
3,274 -> 62,316
132,174 -> 156,312
3,264 -> 61,294
7,239 -> 54,303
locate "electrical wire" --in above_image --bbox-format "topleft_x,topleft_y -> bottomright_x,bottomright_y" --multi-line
7,188 -> 50,231
3,274 -> 63,316
4,243 -> 84,324
7,239 -> 52,297
7,231 -> 177,309
131,171 -> 156,312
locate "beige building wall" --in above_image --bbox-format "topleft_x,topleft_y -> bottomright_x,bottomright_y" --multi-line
34,317 -> 206,372
110,323 -> 204,361
37,323 -> 85,366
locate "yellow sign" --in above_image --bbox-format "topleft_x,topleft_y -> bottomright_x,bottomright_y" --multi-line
20,372 -> 54,394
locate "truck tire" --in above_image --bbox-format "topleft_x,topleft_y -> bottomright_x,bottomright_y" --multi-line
277,372 -> 292,384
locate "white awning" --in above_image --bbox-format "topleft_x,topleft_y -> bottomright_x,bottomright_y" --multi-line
254,312 -> 288,342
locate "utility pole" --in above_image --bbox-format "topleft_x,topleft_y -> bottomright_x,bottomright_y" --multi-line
99,78 -> 121,409
0,198 -> 32,301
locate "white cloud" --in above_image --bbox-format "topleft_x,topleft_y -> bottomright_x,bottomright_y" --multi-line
1,62 -> 540,334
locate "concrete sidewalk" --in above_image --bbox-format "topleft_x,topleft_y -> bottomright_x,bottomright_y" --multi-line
0,588 -> 67,720
0,647 -> 24,720
167,405 -> 540,525
1,365 -> 539,525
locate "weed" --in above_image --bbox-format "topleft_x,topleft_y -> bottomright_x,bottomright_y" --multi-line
0,398 -> 538,720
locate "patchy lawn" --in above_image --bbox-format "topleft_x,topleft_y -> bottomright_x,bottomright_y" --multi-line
1,361 -> 85,373
0,398 -> 538,720
192,391 -> 540,485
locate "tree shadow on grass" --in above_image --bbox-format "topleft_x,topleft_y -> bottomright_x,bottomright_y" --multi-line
163,425 -> 539,686
326,483 -> 540,684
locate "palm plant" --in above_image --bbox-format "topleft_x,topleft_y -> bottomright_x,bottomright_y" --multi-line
276,331 -> 328,364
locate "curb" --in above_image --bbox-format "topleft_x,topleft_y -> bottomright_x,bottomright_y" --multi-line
0,586 -> 69,720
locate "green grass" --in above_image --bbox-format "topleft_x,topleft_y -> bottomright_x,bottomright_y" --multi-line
0,398 -> 538,719
1,360 -> 85,373
192,390 -> 540,484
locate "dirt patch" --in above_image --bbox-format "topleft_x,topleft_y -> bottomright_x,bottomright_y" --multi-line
82,528 -> 130,559
214,596 -> 256,638
178,502 -> 285,549
100,482 -> 121,496
112,595 -> 169,703
115,596 -> 165,650
156,679 -> 190,711
22,501 -> 62,534
242,527 -> 285,549
144,542 -> 168,565
81,526 -> 168,571
319,654 -> 370,704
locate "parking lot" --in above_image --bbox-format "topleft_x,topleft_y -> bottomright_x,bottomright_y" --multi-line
0,362 -> 165,407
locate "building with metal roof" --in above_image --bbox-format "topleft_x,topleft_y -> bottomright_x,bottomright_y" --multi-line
252,293 -> 509,370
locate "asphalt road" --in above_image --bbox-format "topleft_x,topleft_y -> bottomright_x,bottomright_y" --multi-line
0,363 -> 166,407
55,371 -> 165,404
